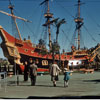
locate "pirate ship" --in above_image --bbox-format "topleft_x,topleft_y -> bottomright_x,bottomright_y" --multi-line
0,0 -> 68,72
0,0 -> 100,72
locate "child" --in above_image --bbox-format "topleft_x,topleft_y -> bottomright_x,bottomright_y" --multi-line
63,68 -> 73,87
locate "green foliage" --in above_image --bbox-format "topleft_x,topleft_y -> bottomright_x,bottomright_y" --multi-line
40,48 -> 48,55
38,39 -> 48,55
38,39 -> 46,46
51,41 -> 60,54
0,58 -> 8,66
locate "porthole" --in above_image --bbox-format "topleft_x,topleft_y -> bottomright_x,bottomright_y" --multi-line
25,49 -> 28,52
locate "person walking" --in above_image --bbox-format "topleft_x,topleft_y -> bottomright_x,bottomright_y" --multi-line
24,61 -> 29,81
29,58 -> 38,86
50,61 -> 61,87
63,68 -> 73,87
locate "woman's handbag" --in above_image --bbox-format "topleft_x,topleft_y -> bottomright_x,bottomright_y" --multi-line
55,75 -> 59,81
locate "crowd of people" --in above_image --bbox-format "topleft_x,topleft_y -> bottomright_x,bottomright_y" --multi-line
23,58 -> 73,87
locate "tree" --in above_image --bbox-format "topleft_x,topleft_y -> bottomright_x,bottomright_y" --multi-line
38,39 -> 46,47
50,40 -> 60,63
38,39 -> 48,55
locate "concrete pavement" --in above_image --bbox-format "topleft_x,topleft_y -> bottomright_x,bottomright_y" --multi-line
0,71 -> 100,99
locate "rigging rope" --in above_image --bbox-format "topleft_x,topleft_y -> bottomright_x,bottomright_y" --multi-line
84,5 -> 100,29
83,25 -> 98,43
14,9 -> 37,42
62,20 -> 74,50
43,26 -> 48,46
34,7 -> 44,43
24,23 -> 36,40
66,28 -> 77,51
80,30 -> 85,49
55,1 -> 75,19
61,29 -> 71,50
51,24 -> 54,42
11,17 -> 20,39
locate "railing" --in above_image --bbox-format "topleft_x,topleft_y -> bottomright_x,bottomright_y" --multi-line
89,44 -> 100,62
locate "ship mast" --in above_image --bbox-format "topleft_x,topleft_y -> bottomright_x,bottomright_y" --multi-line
8,0 -> 22,40
40,0 -> 53,50
74,0 -> 83,50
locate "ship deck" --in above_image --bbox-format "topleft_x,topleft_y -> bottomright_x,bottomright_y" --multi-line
0,71 -> 100,99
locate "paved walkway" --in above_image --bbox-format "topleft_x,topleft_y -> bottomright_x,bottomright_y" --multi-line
0,71 -> 100,99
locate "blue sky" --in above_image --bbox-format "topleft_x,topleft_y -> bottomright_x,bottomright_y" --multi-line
0,0 -> 100,59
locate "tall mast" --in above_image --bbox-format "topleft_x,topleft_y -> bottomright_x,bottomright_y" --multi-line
8,0 -> 22,40
47,0 -> 52,50
41,0 -> 53,50
74,0 -> 83,50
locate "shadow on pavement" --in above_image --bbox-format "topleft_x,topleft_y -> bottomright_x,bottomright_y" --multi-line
36,85 -> 53,87
7,83 -> 63,87
1,96 -> 100,99
7,80 -> 31,86
27,96 -> 100,99
7,81 -> 17,86
83,79 -> 100,83
36,85 -> 63,88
